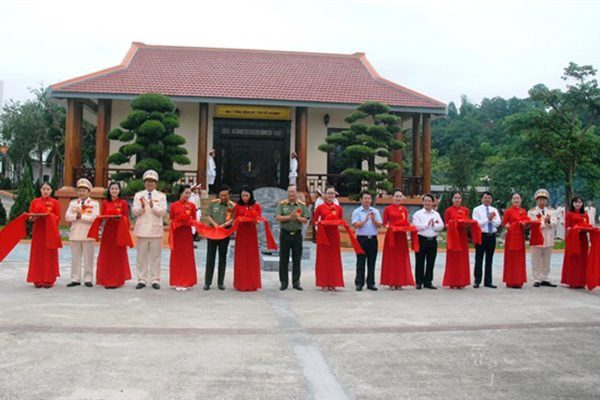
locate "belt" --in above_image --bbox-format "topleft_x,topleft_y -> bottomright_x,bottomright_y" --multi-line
357,235 -> 377,239
418,235 -> 437,241
283,230 -> 302,235
482,232 -> 496,236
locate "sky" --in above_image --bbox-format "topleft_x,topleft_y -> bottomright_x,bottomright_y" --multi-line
1,0 -> 600,108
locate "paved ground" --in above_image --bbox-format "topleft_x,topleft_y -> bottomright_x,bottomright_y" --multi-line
1,243 -> 600,400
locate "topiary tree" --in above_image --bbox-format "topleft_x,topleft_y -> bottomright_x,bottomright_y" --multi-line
318,101 -> 403,198
9,163 -> 35,222
107,93 -> 191,196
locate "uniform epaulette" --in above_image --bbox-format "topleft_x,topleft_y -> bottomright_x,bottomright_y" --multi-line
548,207 -> 555,211
279,200 -> 288,204
298,200 -> 306,205
229,201 -> 236,207
529,208 -> 537,213
211,199 -> 220,202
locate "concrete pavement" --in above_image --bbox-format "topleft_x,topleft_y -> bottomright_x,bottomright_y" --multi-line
1,243 -> 599,399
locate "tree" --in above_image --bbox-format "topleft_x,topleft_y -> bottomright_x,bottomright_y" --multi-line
8,164 -> 35,222
505,63 -> 600,206
107,93 -> 191,195
318,101 -> 403,196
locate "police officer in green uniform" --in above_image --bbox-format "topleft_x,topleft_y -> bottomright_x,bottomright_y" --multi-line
204,185 -> 236,290
275,185 -> 310,291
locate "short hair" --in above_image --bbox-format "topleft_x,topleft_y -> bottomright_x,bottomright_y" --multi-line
106,182 -> 122,202
287,184 -> 298,191
178,184 -> 191,196
571,196 -> 585,214
481,191 -> 493,200
238,185 -> 256,206
219,185 -> 231,194
422,193 -> 435,202
359,190 -> 372,199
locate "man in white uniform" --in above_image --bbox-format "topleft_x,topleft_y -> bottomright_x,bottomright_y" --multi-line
207,149 -> 217,193
65,178 -> 100,287
528,189 -> 558,288
289,151 -> 298,186
585,201 -> 597,227
132,170 -> 167,290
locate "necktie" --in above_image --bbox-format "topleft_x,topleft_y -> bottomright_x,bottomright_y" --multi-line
486,207 -> 493,233
81,200 -> 85,209
542,209 -> 545,216
148,192 -> 152,201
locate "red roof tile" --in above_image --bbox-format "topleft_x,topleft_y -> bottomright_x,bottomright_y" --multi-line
50,43 -> 446,112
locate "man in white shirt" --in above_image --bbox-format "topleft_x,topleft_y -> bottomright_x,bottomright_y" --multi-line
412,194 -> 444,289
207,149 -> 217,193
472,191 -> 502,289
132,170 -> 167,290
585,201 -> 597,227
289,151 -> 298,186
351,191 -> 383,291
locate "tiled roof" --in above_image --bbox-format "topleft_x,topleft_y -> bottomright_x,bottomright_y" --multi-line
50,43 -> 446,112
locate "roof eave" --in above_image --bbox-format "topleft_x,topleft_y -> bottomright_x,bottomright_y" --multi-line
46,89 -> 447,115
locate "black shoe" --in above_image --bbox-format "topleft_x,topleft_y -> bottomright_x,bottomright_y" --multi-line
424,284 -> 437,290
280,284 -> 288,291
356,286 -> 363,291
43,285 -> 52,289
135,283 -> 146,290
35,284 -> 43,289
66,282 -> 81,287
541,281 -> 557,287
203,284 -> 210,290
416,284 -> 422,290
484,284 -> 497,289
152,283 -> 161,290
293,285 -> 303,291
218,284 -> 225,290
533,282 -> 541,287
84,282 -> 93,288
473,283 -> 480,289
509,286 -> 522,289
367,286 -> 378,291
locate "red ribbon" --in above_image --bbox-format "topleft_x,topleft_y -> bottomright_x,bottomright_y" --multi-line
506,217 -> 544,250
387,220 -> 420,252
171,216 -> 278,251
0,212 -> 62,262
87,215 -> 134,248
446,218 -> 482,251
317,219 -> 364,255
587,229 -> 600,290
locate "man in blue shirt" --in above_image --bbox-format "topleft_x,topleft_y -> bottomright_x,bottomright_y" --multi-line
352,191 -> 383,291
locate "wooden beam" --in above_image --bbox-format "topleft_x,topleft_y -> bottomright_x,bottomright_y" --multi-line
411,114 -> 420,177
422,113 -> 432,194
295,107 -> 308,192
95,99 -> 111,187
64,99 -> 83,187
197,103 -> 209,189
393,115 -> 403,189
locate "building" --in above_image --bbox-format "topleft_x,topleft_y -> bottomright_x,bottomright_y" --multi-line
48,42 -> 446,198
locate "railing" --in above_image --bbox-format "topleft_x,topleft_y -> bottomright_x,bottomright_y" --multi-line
306,174 -> 424,197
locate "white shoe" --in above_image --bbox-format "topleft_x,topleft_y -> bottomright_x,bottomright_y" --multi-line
175,287 -> 183,291
180,287 -> 188,291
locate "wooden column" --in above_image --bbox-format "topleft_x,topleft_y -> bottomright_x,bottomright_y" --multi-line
392,115 -> 403,189
95,99 -> 112,187
422,113 -> 432,194
64,99 -> 83,187
295,107 -> 308,192
411,114 -> 421,177
196,103 -> 209,189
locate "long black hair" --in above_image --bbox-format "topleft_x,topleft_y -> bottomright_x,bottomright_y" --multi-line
238,185 -> 256,206
571,196 -> 585,214
106,182 -> 122,202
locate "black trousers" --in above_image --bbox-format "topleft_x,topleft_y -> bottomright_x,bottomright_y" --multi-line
474,233 -> 496,285
205,237 -> 230,286
279,231 -> 303,287
415,235 -> 437,285
355,236 -> 378,288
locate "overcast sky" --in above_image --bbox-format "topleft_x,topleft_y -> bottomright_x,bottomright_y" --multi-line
1,0 -> 599,107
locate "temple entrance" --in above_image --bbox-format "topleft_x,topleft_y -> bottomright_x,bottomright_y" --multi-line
213,118 -> 291,193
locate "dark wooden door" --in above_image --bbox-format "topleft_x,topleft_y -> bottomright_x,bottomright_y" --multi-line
214,119 -> 291,193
